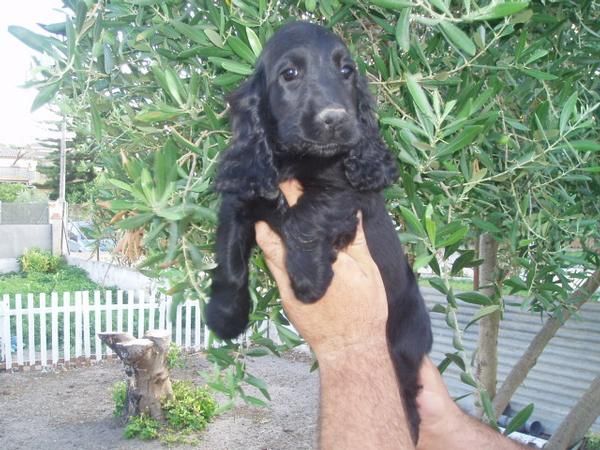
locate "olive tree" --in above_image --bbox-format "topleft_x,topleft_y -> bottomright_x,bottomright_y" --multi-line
11,0 -> 600,443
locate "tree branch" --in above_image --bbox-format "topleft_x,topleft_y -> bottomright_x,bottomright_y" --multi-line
492,267 -> 600,417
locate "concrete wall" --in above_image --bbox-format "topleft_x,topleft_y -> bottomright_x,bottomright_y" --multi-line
0,258 -> 19,274
0,224 -> 52,258
65,256 -> 154,291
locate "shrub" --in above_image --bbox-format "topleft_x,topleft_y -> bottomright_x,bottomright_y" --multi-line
0,183 -> 26,202
114,379 -> 217,441
0,264 -> 102,297
586,434 -> 600,450
112,381 -> 127,418
166,344 -> 185,369
124,415 -> 160,440
163,381 -> 217,432
19,248 -> 60,274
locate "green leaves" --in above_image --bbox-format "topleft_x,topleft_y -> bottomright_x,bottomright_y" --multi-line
456,291 -> 493,306
399,206 -> 426,237
436,125 -> 483,160
369,0 -> 414,11
31,82 -> 60,112
8,25 -> 64,56
504,404 -> 534,435
406,73 -> 434,120
208,57 -> 254,75
560,92 -> 578,135
438,22 -> 476,57
245,27 -> 262,57
396,8 -> 411,52
228,36 -> 256,64
20,0 -> 600,419
465,304 -> 501,330
466,2 -> 530,21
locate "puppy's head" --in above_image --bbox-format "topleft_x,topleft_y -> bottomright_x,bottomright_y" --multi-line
259,21 -> 362,156
217,22 -> 397,199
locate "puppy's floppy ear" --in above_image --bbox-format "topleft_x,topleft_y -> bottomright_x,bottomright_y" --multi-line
215,66 -> 279,200
344,74 -> 399,191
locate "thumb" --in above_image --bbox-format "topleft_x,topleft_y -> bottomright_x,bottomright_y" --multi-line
342,211 -> 373,265
254,221 -> 295,298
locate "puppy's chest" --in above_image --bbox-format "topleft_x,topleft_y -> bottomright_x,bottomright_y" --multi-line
277,157 -> 351,191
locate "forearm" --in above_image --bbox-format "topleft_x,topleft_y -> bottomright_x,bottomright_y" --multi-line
418,405 -> 527,450
318,339 -> 415,450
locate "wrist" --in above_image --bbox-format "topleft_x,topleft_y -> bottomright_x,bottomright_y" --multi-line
313,334 -> 389,368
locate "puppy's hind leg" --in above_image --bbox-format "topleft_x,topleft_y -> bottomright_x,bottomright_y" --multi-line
205,197 -> 255,339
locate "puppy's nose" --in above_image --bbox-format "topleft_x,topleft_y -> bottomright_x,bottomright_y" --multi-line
317,107 -> 348,127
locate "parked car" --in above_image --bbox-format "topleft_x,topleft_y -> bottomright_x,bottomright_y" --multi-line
67,221 -> 115,253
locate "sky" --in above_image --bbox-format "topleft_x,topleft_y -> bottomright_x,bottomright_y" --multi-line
0,0 -> 65,146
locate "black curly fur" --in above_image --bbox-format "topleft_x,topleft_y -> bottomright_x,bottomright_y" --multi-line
205,21 -> 432,443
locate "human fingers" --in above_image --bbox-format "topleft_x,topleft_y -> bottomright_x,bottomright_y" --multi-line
342,211 -> 374,268
419,357 -> 448,396
254,221 -> 296,299
279,179 -> 303,206
255,221 -> 286,273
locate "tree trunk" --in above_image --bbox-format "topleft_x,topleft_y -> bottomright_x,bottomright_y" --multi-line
492,267 -> 600,417
545,375 -> 600,450
475,233 -> 500,416
99,329 -> 174,421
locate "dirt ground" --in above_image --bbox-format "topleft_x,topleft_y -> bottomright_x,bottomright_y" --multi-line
0,351 -> 319,450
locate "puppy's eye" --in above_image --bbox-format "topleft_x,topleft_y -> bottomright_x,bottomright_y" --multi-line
340,65 -> 354,79
281,67 -> 299,81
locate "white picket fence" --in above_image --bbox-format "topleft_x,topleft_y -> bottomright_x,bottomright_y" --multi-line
0,290 -> 207,371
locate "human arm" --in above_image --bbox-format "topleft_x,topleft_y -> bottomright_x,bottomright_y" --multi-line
417,357 -> 528,450
255,180 -> 414,450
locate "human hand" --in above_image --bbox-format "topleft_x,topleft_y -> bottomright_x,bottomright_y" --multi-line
255,180 -> 389,361
416,357 -> 462,450
416,357 -> 527,450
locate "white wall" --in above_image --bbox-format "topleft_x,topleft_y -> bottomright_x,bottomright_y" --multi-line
0,257 -> 19,274
66,256 -> 155,291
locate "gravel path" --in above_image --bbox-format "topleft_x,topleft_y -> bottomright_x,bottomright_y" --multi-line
0,351 -> 319,450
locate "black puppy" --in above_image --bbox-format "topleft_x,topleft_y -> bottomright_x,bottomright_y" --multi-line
205,21 -> 432,442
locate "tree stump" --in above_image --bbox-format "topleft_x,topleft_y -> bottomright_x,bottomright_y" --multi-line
99,330 -> 174,421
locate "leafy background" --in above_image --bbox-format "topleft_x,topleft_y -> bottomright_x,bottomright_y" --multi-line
9,0 -> 600,435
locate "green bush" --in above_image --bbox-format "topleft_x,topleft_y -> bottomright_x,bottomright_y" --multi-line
586,434 -> 600,450
0,183 -> 27,202
0,264 -> 101,297
166,343 -> 185,369
112,381 -> 127,418
114,379 -> 216,441
19,248 -> 61,274
163,381 -> 217,432
124,415 -> 160,440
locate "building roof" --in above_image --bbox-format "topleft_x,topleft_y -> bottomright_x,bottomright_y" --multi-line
0,143 -> 54,161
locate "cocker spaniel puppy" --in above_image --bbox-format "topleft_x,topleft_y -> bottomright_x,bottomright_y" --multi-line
205,21 -> 432,442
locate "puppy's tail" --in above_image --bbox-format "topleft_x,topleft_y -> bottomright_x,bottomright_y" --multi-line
205,198 -> 255,340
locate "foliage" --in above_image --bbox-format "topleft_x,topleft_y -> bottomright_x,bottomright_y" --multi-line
12,0 -> 600,429
14,187 -> 48,203
0,262 -> 101,296
166,343 -> 185,369
115,379 -> 217,442
0,183 -> 27,202
112,381 -> 127,417
163,380 -> 217,431
124,414 -> 160,440
19,248 -> 61,274
35,127 -> 98,203
585,434 -> 600,450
